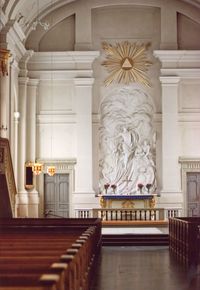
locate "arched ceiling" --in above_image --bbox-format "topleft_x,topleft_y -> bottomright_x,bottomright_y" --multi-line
1,0 -> 200,37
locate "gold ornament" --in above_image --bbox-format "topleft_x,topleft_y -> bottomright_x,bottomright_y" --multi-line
47,166 -> 56,177
32,162 -> 43,175
102,41 -> 152,87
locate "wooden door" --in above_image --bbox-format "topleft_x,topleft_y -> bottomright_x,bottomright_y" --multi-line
187,173 -> 200,217
44,174 -> 70,218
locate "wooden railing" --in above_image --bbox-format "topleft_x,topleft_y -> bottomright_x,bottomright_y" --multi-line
169,217 -> 200,267
75,207 -> 182,221
0,138 -> 17,217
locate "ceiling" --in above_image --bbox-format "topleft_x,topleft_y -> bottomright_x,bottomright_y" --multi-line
1,0 -> 200,36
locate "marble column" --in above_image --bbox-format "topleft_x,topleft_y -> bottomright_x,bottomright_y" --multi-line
160,76 -> 181,193
74,78 -> 94,194
13,111 -> 20,186
0,73 -> 9,138
9,60 -> 19,166
16,77 -> 29,217
26,79 -> 39,217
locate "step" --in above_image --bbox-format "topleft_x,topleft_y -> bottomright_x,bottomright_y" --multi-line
102,234 -> 169,246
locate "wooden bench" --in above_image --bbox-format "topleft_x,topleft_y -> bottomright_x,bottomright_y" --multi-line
169,217 -> 200,267
0,218 -> 102,290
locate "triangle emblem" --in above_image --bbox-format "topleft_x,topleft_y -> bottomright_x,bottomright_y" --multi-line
122,58 -> 133,69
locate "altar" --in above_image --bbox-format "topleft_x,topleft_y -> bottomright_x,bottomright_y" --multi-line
98,194 -> 157,209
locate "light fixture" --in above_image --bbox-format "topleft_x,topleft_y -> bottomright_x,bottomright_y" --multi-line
31,0 -> 49,31
0,48 -> 10,76
47,166 -> 55,176
32,162 -> 43,176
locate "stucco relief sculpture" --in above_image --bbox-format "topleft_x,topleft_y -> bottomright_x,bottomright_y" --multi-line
99,87 -> 156,195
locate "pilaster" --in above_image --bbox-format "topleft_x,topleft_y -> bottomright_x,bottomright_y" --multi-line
17,76 -> 29,217
160,3 -> 177,49
74,78 -> 94,194
160,76 -> 181,193
26,78 -> 39,217
75,5 -> 92,50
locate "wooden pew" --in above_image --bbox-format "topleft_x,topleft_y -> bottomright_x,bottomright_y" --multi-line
0,219 -> 101,290
169,217 -> 200,267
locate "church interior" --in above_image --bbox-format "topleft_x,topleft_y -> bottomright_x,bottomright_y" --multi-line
0,0 -> 200,289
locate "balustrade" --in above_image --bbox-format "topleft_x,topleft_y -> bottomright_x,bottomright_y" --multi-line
75,207 -> 182,221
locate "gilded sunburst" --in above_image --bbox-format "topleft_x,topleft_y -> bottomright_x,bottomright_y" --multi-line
102,41 -> 152,87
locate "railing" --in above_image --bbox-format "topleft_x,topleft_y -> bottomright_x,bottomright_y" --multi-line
165,208 -> 182,219
75,208 -> 93,218
75,207 -> 182,221
93,208 -> 164,221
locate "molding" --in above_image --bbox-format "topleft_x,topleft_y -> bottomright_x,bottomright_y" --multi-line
28,51 -> 99,80
37,113 -> 76,124
27,79 -> 39,86
4,20 -> 26,61
74,78 -> 94,86
0,8 -> 7,27
152,112 -> 200,123
178,112 -> 200,122
18,77 -> 29,85
37,159 -> 77,171
179,156 -> 200,165
160,68 -> 200,78
159,76 -> 180,84
154,50 -> 200,67
28,70 -> 93,80
29,51 -> 100,65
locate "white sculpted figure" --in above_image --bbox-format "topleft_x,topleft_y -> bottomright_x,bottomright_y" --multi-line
99,87 -> 157,195
119,128 -> 134,168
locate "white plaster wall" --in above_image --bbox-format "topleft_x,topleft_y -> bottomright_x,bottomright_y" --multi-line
179,80 -> 200,157
39,15 -> 75,52
37,123 -> 76,159
177,13 -> 200,49
36,80 -> 76,160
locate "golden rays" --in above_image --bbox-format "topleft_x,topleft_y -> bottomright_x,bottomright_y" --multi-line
102,41 -> 152,87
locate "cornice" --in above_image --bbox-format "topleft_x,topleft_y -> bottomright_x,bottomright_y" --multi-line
154,50 -> 200,66
28,70 -> 93,80
29,51 -> 100,65
160,68 -> 200,78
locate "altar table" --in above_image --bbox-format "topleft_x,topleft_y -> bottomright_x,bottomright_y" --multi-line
98,194 -> 157,209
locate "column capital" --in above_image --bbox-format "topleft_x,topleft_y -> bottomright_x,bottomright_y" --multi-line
74,78 -> 94,86
27,79 -> 39,87
159,76 -> 180,85
18,76 -> 29,85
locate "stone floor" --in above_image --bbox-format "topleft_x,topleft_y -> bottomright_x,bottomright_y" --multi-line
91,246 -> 200,290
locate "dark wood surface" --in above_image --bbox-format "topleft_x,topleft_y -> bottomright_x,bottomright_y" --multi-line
91,246 -> 200,290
